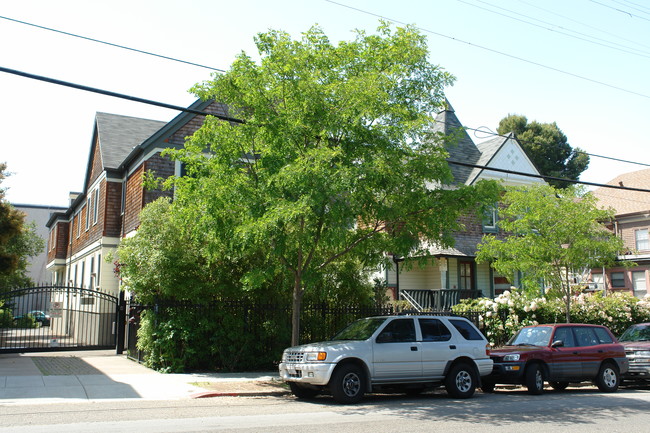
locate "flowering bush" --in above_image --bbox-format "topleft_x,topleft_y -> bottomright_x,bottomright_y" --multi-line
452,288 -> 650,346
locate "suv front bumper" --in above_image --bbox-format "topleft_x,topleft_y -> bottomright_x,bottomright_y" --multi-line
278,361 -> 336,386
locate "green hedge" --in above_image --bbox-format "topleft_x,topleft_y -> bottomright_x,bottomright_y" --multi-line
453,290 -> 650,346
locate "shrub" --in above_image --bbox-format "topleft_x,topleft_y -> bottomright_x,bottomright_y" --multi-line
453,289 -> 650,346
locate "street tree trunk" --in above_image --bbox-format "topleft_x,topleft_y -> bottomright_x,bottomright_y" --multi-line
291,276 -> 303,346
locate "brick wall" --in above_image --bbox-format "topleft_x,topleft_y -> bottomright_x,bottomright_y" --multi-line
617,219 -> 650,252
123,165 -> 145,235
105,181 -> 123,237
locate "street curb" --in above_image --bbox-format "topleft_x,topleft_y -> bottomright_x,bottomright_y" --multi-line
190,390 -> 290,399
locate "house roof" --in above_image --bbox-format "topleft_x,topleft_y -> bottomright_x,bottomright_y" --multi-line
95,113 -> 167,170
433,100 -> 482,185
592,168 -> 650,215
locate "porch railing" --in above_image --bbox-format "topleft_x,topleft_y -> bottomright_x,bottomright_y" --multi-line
400,289 -> 483,311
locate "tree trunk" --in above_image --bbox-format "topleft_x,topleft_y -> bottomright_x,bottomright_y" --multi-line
291,276 -> 303,346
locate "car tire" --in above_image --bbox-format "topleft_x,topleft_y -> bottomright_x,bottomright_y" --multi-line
525,364 -> 545,395
329,364 -> 365,404
595,362 -> 619,393
445,362 -> 476,399
289,382 -> 320,399
549,381 -> 569,391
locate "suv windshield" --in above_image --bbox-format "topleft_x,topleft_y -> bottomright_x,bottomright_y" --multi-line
332,317 -> 386,341
620,324 -> 650,342
508,326 -> 553,346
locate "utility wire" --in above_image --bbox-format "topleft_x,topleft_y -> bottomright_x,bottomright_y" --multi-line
0,66 -> 243,124
589,0 -> 650,21
2,64 -> 648,193
0,15 -> 226,73
325,0 -> 650,100
459,0 -> 650,58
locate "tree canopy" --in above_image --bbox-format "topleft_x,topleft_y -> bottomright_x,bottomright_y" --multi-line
154,23 -> 500,344
0,163 -> 44,289
497,114 -> 589,188
476,184 -> 624,323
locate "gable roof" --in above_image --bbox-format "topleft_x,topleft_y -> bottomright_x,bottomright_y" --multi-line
592,168 -> 650,216
95,113 -> 167,170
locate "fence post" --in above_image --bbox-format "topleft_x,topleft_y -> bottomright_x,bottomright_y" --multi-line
115,291 -> 126,354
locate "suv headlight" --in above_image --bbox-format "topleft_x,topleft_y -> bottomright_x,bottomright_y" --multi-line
503,354 -> 520,362
305,352 -> 327,361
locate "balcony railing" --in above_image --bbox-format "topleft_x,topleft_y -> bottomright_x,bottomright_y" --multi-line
400,289 -> 483,311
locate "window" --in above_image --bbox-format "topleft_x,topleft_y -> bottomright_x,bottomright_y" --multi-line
633,271 -> 647,299
482,205 -> 498,233
76,212 -> 81,238
376,319 -> 416,343
636,229 -> 649,251
69,219 -> 73,245
552,327 -> 575,347
96,253 -> 101,287
92,188 -> 99,224
459,261 -> 474,290
574,327 -> 599,347
449,319 -> 484,340
593,327 -> 614,344
611,272 -> 626,288
85,198 -> 91,230
419,319 -> 452,342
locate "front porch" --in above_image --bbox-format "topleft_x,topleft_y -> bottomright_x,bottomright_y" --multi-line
384,255 -> 517,309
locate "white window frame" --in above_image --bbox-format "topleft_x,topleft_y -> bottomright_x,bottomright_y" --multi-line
92,187 -> 99,224
635,229 -> 649,251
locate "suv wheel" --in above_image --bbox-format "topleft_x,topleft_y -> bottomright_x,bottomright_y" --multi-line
289,382 -> 320,399
330,364 -> 365,404
595,362 -> 619,393
445,362 -> 476,399
525,364 -> 545,395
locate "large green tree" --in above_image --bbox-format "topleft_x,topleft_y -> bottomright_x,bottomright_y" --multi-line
0,163 -> 44,289
165,23 -> 500,344
497,114 -> 589,188
476,184 -> 625,323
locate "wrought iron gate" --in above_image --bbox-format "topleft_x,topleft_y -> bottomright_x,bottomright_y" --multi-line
0,285 -> 120,353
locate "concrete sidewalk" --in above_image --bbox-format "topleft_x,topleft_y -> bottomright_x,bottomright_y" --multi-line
0,350 -> 286,405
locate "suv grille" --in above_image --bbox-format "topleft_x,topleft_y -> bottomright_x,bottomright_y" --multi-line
285,351 -> 305,363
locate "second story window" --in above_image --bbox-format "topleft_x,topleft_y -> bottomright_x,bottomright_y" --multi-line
482,205 -> 498,233
85,198 -> 91,231
636,229 -> 649,251
93,188 -> 99,224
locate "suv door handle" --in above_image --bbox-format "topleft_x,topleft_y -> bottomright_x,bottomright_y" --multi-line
411,346 -> 418,351
449,345 -> 456,350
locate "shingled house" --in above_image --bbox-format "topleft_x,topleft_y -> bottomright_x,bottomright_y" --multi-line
380,102 -> 545,308
45,100 -> 228,296
590,168 -> 650,299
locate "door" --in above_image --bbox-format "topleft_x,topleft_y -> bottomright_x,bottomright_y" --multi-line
549,327 -> 583,380
418,318 -> 456,379
372,318 -> 422,381
573,326 -> 604,377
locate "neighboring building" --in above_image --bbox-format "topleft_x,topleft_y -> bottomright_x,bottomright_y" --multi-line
590,168 -> 650,299
11,203 -> 66,284
45,99 -> 228,296
380,101 -> 545,306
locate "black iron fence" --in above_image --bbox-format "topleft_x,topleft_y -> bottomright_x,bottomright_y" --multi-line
124,298 -> 485,371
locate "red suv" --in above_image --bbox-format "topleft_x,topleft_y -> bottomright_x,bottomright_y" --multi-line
482,323 -> 629,394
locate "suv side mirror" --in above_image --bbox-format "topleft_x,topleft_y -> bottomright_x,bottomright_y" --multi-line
551,340 -> 564,348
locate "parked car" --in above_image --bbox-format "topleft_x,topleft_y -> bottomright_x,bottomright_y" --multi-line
482,323 -> 628,394
619,322 -> 650,382
278,314 -> 493,404
14,310 -> 51,326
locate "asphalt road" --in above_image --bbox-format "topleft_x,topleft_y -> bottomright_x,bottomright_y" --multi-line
2,385 -> 650,433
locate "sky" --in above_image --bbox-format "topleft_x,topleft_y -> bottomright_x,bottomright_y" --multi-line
2,0 -> 649,207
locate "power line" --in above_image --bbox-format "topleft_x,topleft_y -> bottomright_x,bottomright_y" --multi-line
325,0 -> 650,100
2,64 -> 648,194
458,124 -> 650,169
589,0 -> 650,21
0,66 -> 243,124
447,160 -> 650,193
459,0 -> 650,59
0,15 -> 226,73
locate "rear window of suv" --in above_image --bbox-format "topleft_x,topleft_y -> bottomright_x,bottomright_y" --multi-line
449,319 -> 484,340
593,327 -> 614,344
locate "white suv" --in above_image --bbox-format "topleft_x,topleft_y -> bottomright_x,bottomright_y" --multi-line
279,315 -> 493,403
